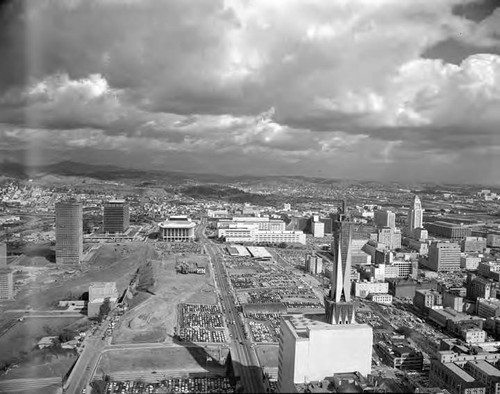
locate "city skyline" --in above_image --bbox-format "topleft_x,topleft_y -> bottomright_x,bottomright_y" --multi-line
0,0 -> 500,184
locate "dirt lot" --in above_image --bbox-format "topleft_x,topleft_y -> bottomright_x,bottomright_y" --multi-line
255,345 -> 279,369
113,254 -> 217,344
5,242 -> 157,313
96,346 -> 228,375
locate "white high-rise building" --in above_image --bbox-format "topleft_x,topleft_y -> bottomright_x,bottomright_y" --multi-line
277,202 -> 373,393
407,195 -> 424,236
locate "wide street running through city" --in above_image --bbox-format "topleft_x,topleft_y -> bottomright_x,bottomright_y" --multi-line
198,218 -> 265,394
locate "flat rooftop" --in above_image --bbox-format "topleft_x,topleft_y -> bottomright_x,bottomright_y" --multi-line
467,360 -> 500,377
246,246 -> 272,259
159,220 -> 196,228
286,314 -> 371,333
444,363 -> 475,382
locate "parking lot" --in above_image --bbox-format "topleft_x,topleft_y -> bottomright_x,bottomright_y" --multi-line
100,377 -> 234,393
154,242 -> 203,255
177,304 -> 226,343
247,313 -> 281,343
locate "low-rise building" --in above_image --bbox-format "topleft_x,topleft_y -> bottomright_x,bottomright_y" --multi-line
477,298 -> 500,319
464,360 -> 500,394
429,359 -> 486,394
414,289 -> 442,310
368,293 -> 393,304
487,234 -> 500,248
387,278 -> 417,299
443,291 -> 465,312
159,216 -> 196,242
305,254 -> 323,275
468,275 -> 498,302
376,338 -> 423,370
426,221 -> 473,241
462,237 -> 487,253
88,282 -> 119,318
353,281 -> 389,298
478,262 -> 500,281
461,255 -> 482,270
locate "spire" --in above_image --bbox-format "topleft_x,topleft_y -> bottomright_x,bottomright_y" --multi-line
325,200 -> 355,324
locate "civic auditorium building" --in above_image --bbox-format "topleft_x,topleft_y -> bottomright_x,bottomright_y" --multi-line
159,216 -> 196,242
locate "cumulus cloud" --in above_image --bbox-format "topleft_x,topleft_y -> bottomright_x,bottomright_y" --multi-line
0,0 -> 500,181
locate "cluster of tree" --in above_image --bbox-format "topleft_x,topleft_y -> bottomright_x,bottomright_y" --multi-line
97,298 -> 111,323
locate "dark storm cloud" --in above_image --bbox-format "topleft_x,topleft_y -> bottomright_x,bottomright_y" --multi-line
1,0 -> 500,182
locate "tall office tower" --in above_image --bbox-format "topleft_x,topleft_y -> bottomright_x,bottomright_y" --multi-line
0,242 -> 7,267
428,242 -> 461,272
407,195 -> 424,236
277,202 -> 373,393
0,242 -> 13,300
325,201 -> 355,325
55,199 -> 83,264
103,200 -> 130,234
374,210 -> 396,229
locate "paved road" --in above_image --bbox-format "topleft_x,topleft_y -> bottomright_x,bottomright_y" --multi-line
199,218 -> 265,394
0,377 -> 61,392
63,319 -> 112,394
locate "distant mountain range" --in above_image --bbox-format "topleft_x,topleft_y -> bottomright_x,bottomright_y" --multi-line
0,160 -> 234,184
0,160 -> 344,185
0,160 -> 470,191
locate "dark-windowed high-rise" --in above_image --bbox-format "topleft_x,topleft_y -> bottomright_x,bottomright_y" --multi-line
56,199 -> 83,264
325,201 -> 355,325
0,242 -> 13,300
103,200 -> 130,234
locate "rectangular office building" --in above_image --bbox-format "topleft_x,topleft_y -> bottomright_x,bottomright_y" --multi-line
56,200 -> 83,264
103,200 -> 130,234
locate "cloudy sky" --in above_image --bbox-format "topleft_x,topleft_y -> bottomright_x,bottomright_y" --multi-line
1,0 -> 500,183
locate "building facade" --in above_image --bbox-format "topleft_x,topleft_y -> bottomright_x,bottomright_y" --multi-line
103,200 -> 130,234
374,210 -> 396,229
428,242 -> 461,272
407,195 -> 424,236
354,281 -> 389,298
159,216 -> 196,242
277,315 -> 373,393
426,221 -> 473,240
55,199 -> 83,264
429,359 -> 486,394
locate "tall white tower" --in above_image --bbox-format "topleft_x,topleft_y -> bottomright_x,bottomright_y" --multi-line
407,195 -> 423,236
325,201 -> 355,325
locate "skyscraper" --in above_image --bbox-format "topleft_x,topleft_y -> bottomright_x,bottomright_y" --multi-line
325,202 -> 355,324
56,199 -> 83,264
103,200 -> 130,234
0,242 -> 13,300
407,195 -> 424,236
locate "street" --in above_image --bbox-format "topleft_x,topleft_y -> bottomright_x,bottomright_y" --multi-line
198,219 -> 265,394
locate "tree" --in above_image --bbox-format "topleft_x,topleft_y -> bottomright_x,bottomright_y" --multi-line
277,242 -> 288,249
59,329 -> 77,343
98,298 -> 111,322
